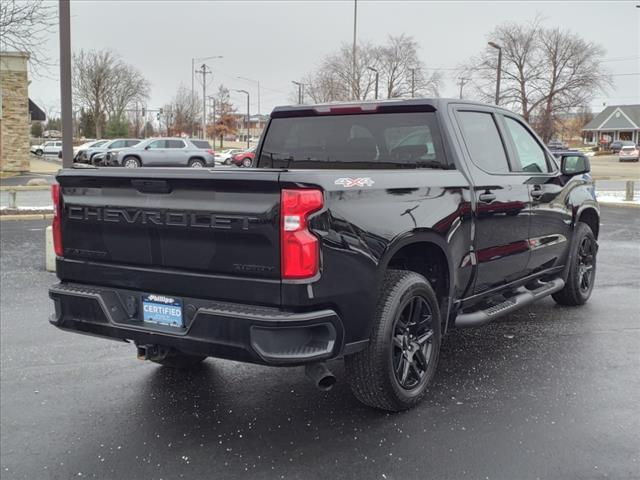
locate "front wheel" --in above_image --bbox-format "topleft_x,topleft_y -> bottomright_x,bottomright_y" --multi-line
35,149 -> 43,156
242,157 -> 252,167
345,270 -> 441,411
552,222 -> 597,306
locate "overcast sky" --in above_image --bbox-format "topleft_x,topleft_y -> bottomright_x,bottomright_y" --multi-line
29,0 -> 640,117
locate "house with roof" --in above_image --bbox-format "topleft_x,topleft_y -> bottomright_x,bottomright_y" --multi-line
582,105 -> 640,146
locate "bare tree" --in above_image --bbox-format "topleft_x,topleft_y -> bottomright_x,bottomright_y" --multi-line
104,63 -> 150,121
378,34 -> 440,98
460,19 -> 611,141
73,50 -> 117,138
293,35 -> 441,104
0,0 -> 56,74
73,49 -> 151,138
163,84 -> 199,136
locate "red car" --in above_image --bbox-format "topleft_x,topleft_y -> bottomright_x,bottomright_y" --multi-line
231,148 -> 255,167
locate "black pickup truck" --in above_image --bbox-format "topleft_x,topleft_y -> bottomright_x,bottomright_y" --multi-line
49,99 -> 599,411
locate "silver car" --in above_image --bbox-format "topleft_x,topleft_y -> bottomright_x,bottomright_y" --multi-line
107,137 -> 215,168
76,138 -> 141,164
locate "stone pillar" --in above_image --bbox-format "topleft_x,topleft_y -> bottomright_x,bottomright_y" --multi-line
1,52 -> 31,172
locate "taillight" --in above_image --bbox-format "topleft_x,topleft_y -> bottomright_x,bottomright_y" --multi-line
207,149 -> 215,155
51,184 -> 63,256
281,189 -> 323,279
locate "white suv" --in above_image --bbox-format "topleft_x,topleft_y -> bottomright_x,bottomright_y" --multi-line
31,141 -> 62,156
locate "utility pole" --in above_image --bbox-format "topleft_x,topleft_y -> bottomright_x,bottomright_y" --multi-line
457,77 -> 468,99
367,66 -> 379,100
196,64 -> 212,139
191,55 -> 222,135
292,81 -> 303,104
59,0 -> 73,168
410,68 -> 416,98
352,0 -> 357,100
235,90 -> 250,148
488,42 -> 502,105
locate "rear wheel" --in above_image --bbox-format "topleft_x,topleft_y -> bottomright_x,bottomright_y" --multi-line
123,156 -> 141,168
552,222 -> 597,306
345,270 -> 441,411
189,158 -> 205,168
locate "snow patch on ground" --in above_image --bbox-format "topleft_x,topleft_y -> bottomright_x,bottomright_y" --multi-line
596,190 -> 640,205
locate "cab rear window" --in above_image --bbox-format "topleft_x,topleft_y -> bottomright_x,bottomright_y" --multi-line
258,112 -> 448,169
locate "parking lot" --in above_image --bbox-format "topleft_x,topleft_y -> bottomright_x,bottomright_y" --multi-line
1,204 -> 638,480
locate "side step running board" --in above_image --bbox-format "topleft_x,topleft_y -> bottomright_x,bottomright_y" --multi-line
455,278 -> 565,328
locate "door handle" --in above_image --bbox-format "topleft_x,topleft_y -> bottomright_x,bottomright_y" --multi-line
478,193 -> 496,203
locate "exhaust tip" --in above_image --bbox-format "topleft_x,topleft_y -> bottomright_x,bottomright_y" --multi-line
305,362 -> 336,391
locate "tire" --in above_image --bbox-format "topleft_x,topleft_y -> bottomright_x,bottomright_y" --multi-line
242,157 -> 252,167
189,158 -> 205,168
150,351 -> 206,370
224,158 -> 232,165
345,270 -> 441,411
552,222 -> 597,306
123,156 -> 141,168
35,149 -> 43,156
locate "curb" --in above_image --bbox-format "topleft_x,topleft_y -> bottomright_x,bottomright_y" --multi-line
0,185 -> 51,191
597,201 -> 640,208
0,213 -> 54,221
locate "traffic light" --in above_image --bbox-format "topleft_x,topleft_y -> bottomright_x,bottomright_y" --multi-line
141,107 -> 146,116
156,113 -> 160,121
159,108 -> 163,115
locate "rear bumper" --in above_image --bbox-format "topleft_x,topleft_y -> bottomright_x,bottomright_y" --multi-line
49,282 -> 344,366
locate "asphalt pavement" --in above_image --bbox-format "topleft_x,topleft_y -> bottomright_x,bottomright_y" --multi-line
1,206 -> 639,480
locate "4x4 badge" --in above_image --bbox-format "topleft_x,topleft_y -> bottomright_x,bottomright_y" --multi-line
334,177 -> 375,188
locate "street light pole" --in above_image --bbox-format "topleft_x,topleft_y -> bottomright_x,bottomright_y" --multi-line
237,76 -> 260,115
367,66 -> 378,99
457,77 -> 468,99
488,42 -> 502,105
196,64 -> 212,139
352,0 -> 358,99
292,81 -> 303,104
59,0 -> 73,168
410,68 -> 416,98
235,89 -> 250,148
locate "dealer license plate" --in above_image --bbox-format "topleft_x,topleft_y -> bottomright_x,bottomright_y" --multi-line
142,294 -> 183,327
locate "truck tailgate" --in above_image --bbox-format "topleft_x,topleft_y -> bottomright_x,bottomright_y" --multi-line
56,168 -> 282,302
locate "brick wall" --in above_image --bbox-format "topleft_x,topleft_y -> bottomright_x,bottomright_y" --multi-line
1,52 -> 31,172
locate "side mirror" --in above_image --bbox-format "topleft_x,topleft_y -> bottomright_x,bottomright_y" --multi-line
561,155 -> 590,176
144,145 -> 150,150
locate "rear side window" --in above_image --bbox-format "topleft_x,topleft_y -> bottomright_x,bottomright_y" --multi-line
457,111 -> 510,174
166,140 -> 185,148
110,140 -> 125,149
503,117 -> 549,173
258,112 -> 448,169
125,140 -> 140,147
191,140 -> 212,149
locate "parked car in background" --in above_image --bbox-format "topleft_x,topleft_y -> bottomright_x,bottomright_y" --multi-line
31,140 -> 62,156
75,138 -> 142,164
547,140 -> 567,151
105,137 -> 215,168
618,145 -> 639,162
71,140 -> 108,160
231,147 -> 256,167
215,148 -> 244,165
610,140 -> 635,153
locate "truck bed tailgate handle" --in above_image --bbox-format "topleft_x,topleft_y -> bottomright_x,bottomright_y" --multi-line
131,179 -> 172,194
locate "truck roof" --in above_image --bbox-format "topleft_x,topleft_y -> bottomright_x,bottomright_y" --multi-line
271,98 -> 516,116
